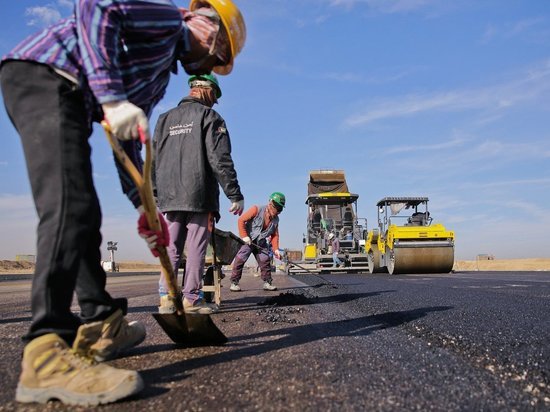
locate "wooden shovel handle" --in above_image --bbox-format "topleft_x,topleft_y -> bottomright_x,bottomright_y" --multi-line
101,122 -> 182,309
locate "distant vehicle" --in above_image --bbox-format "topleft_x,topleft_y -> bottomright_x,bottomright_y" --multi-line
288,170 -> 369,274
365,197 -> 455,275
101,261 -> 119,272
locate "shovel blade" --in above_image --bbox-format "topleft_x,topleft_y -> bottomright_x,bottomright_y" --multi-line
152,312 -> 227,346
185,313 -> 228,345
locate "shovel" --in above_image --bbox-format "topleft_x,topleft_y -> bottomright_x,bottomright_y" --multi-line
250,241 -> 338,288
101,122 -> 227,345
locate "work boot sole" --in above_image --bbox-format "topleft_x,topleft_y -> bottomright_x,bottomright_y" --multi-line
159,307 -> 176,314
16,372 -> 143,406
184,307 -> 215,315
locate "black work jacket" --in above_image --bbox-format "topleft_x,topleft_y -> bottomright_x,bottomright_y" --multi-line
153,97 -> 243,214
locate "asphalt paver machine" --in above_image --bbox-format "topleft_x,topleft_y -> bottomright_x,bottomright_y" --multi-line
289,170 -> 369,274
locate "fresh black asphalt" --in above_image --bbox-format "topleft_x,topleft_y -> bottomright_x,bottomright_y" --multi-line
0,270 -> 548,411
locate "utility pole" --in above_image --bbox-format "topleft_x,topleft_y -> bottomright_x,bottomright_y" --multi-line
106,241 -> 118,272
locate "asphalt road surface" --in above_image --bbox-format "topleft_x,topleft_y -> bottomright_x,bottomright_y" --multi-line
0,270 -> 548,411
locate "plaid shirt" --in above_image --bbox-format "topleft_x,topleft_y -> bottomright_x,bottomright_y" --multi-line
2,0 -> 189,207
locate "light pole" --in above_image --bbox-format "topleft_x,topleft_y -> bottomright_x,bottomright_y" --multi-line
106,241 -> 118,272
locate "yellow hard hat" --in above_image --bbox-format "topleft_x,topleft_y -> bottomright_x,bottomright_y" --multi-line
189,0 -> 246,75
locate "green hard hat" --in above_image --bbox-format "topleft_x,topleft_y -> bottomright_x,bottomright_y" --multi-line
188,73 -> 222,99
269,192 -> 286,208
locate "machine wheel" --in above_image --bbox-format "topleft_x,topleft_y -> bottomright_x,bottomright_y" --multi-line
387,249 -> 397,275
368,249 -> 381,273
368,249 -> 387,274
285,264 -> 290,276
368,250 -> 376,274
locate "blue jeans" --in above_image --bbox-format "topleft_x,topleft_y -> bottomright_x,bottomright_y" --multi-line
332,252 -> 343,267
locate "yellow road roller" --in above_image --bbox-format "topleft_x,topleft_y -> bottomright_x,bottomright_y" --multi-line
365,197 -> 455,274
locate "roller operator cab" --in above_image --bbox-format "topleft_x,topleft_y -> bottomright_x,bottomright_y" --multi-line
292,170 -> 369,274
365,197 -> 455,275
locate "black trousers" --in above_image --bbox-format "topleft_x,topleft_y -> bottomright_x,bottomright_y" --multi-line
1,61 -> 126,343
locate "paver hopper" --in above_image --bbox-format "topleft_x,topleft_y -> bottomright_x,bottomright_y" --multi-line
365,197 -> 454,275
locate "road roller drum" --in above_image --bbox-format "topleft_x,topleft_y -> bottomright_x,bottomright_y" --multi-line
388,243 -> 454,275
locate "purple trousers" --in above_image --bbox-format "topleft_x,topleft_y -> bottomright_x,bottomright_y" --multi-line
231,243 -> 272,283
159,211 -> 212,303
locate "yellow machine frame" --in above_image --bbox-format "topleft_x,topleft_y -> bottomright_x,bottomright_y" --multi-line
365,197 -> 455,275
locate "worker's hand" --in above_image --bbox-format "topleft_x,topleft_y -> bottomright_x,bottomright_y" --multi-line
242,236 -> 251,246
229,200 -> 244,216
102,100 -> 150,141
137,207 -> 170,257
274,249 -> 282,260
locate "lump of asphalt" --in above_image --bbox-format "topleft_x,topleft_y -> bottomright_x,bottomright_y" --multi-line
257,292 -> 315,306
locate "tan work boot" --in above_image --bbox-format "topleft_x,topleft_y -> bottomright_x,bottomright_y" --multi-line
183,297 -> 218,315
75,309 -> 146,362
16,333 -> 143,406
159,295 -> 177,314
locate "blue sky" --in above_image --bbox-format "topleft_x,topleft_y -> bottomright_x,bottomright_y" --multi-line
1,0 -> 549,263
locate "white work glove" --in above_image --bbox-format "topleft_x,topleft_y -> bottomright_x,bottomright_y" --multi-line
229,199 -> 244,216
242,236 -> 251,245
102,100 -> 150,141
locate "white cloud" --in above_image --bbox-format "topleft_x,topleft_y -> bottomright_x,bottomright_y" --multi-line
57,0 -> 74,8
345,60 -> 550,127
316,66 -> 422,85
25,6 -> 62,27
501,200 -> 550,222
510,17 -> 545,37
482,17 -> 547,44
377,137 -> 550,180
384,136 -> 468,154
462,178 -> 550,189
314,15 -> 330,24
327,0 -> 447,14
481,24 -> 498,44
317,71 -> 365,83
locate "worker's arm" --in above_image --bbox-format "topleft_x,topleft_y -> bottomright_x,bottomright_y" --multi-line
238,206 -> 259,238
78,1 -> 182,206
76,0 -> 182,107
270,228 -> 280,252
204,112 -> 244,205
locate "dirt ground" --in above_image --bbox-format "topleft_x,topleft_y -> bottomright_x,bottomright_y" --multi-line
1,258 -> 550,274
0,260 -> 35,273
452,258 -> 550,272
0,260 -> 161,274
